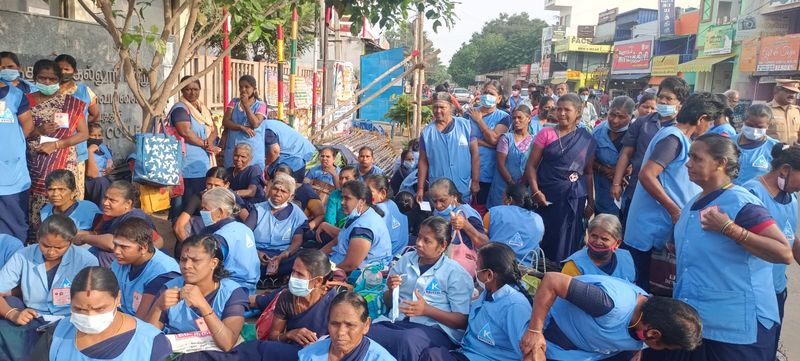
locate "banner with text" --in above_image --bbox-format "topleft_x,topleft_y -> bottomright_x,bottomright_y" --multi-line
612,38 -> 654,74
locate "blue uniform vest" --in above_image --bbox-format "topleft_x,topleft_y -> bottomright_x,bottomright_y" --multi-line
742,180 -> 797,293
733,135 -> 780,185
460,285 -> 532,361
706,123 -> 737,137
73,83 -> 91,162
111,250 -> 180,315
545,275 -> 645,360
376,200 -> 409,256
1,78 -> 37,94
421,118 -> 473,198
264,119 -> 315,172
564,248 -> 636,283
163,277 -> 240,333
223,98 -> 267,170
624,126 -> 700,251
213,221 -> 259,294
592,122 -> 624,215
40,201 -> 101,231
673,186 -> 779,344
466,108 -> 510,183
0,85 -> 31,194
487,132 -> 532,208
50,317 -> 161,361
330,207 -> 392,268
487,205 -> 543,263
0,244 -> 98,315
93,144 -> 114,174
252,202 -> 308,252
305,165 -> 338,186
298,337 -> 396,361
168,102 -> 210,178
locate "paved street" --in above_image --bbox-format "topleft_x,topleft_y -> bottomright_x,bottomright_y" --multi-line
783,262 -> 800,360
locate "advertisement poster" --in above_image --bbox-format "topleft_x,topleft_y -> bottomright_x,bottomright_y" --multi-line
612,38 -> 653,74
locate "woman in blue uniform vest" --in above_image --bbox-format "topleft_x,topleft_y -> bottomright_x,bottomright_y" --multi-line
146,234 -> 249,357
264,118 -> 315,183
0,234 -> 23,270
200,187 -> 260,294
734,104 -> 780,185
222,75 -> 268,170
298,291 -> 396,361
368,217 -> 472,361
306,147 -> 341,187
417,91 -> 479,204
229,250 -> 337,361
671,134 -> 793,360
519,273 -> 703,361
365,174 -> 409,257
391,148 -> 416,195
55,54 -> 100,201
0,214 -> 98,361
486,104 -> 535,208
76,181 -> 162,268
464,80 -> 512,211
85,122 -> 115,205
0,52 -> 37,93
50,266 -> 172,361
228,143 -> 266,204
562,214 -> 636,283
419,243 -> 532,361
40,169 -> 100,231
526,93 -> 596,267
168,75 -> 220,219
0,75 -> 33,241
110,217 -> 180,319
622,93 -> 720,290
356,146 -> 384,181
245,172 -> 309,283
427,178 -> 486,250
173,167 -> 250,243
741,143 -> 800,356
275,164 -> 327,232
483,184 -> 543,262
593,96 -> 635,216
705,93 -> 737,138
319,180 -> 392,274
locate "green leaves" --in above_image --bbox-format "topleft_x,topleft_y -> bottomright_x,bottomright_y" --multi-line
448,12 -> 547,86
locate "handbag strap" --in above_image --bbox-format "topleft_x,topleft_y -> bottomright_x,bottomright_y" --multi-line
449,209 -> 465,246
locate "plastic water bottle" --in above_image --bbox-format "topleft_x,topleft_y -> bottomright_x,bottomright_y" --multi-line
363,265 -> 383,290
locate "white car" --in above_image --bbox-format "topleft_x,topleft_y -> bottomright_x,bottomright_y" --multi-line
453,88 -> 471,104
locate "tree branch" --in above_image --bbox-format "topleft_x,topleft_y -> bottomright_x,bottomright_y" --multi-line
74,0 -> 107,28
122,0 -> 137,35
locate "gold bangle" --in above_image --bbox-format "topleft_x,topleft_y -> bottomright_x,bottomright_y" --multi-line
527,328 -> 543,334
4,308 -> 18,319
719,220 -> 734,234
532,190 -> 542,198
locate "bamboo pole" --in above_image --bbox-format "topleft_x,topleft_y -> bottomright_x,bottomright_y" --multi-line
277,24 -> 285,122
311,64 -> 422,142
289,6 -> 298,126
414,12 -> 424,138
411,14 -> 421,138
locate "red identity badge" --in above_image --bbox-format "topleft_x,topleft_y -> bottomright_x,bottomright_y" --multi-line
195,317 -> 210,332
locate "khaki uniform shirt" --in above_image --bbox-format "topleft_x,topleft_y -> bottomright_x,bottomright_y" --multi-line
767,100 -> 800,144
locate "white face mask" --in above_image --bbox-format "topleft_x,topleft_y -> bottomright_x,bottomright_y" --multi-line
740,125 -> 767,141
70,309 -> 116,334
268,199 -> 289,210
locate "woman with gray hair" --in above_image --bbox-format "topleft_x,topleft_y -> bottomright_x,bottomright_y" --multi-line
734,103 -> 780,185
593,96 -> 636,215
201,187 -> 260,294
228,142 -> 267,204
561,213 -> 636,282
244,172 -> 310,285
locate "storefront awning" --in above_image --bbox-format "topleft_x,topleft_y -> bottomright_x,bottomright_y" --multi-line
609,74 -> 648,81
649,76 -> 667,85
676,54 -> 735,73
549,78 -> 567,84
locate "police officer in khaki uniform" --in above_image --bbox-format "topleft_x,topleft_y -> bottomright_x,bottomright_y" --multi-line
767,79 -> 800,144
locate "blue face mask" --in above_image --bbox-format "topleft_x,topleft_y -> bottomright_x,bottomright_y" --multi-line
348,203 -> 363,219
37,83 -> 60,96
0,69 -> 19,82
612,125 -> 629,133
288,276 -> 313,297
480,94 -> 497,108
655,103 -> 677,117
434,204 -> 455,217
580,95 -> 589,102
402,160 -> 415,169
200,210 -> 215,227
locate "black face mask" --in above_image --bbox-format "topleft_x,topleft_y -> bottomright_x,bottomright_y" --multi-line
87,138 -> 103,147
60,73 -> 74,84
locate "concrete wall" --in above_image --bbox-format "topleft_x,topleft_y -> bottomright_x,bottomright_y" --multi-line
0,9 -> 161,159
